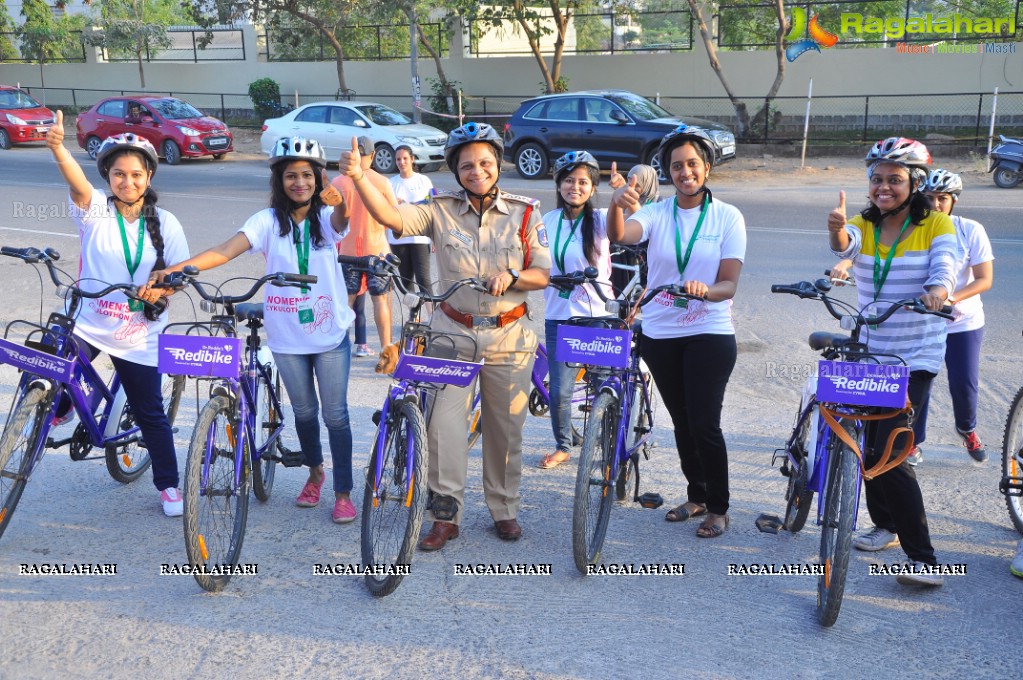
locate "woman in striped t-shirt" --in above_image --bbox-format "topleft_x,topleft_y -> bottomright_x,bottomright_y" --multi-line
826,137 -> 957,587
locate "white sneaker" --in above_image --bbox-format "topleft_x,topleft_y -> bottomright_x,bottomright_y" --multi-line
161,488 -> 183,517
853,526 -> 900,552
895,561 -> 944,587
1011,541 -> 1023,579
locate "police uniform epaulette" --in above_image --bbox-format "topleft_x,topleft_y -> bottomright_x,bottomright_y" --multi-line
431,189 -> 462,201
500,192 -> 541,208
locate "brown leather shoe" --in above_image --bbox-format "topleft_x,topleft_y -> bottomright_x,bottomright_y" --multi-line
494,518 -> 522,541
418,521 -> 459,551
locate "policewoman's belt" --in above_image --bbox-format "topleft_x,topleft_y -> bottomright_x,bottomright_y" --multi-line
439,301 -> 526,329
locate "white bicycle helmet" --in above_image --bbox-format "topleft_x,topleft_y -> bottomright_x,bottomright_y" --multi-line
553,150 -> 600,185
96,133 -> 159,181
444,122 -> 504,173
269,136 -> 326,169
924,168 -> 963,200
865,137 -> 931,189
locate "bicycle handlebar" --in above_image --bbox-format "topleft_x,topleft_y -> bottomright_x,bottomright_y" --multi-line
3,245 -> 167,314
157,267 -> 316,305
338,253 -> 489,305
772,278 -> 954,324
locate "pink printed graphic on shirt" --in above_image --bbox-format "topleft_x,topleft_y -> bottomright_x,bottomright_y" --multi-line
113,311 -> 150,344
306,295 -> 335,335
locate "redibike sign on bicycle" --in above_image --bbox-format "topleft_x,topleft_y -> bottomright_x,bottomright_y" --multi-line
816,360 -> 909,408
555,325 -> 631,369
157,335 -> 242,379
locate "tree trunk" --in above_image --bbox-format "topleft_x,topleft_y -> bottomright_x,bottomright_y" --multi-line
416,21 -> 456,112
136,48 -> 146,89
686,0 -> 749,137
515,12 -> 555,93
288,8 -> 349,93
750,0 -> 789,138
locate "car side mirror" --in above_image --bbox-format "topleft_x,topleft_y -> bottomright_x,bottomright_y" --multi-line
610,110 -> 628,124
354,120 -> 368,128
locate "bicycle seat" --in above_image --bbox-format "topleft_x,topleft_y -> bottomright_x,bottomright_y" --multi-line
808,331 -> 849,351
235,303 -> 264,322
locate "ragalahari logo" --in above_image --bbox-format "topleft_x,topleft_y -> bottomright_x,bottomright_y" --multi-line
785,7 -> 840,61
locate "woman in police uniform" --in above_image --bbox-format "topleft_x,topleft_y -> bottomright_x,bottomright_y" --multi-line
338,123 -> 550,550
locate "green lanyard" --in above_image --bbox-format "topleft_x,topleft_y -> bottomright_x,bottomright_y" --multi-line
116,212 -> 145,311
673,194 -> 708,279
871,216 -> 911,302
293,218 -> 310,293
554,210 -> 584,273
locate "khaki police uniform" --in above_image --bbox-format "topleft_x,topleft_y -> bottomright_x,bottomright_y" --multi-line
397,188 -> 550,525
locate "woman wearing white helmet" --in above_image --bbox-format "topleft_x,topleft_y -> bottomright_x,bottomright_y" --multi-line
150,137 -> 361,524
45,112 -> 190,517
826,137 -> 957,586
608,124 -> 747,539
538,151 -> 615,469
913,169 -> 994,463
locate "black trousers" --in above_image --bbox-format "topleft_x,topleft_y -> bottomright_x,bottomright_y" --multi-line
863,370 -> 938,565
641,333 -> 737,515
391,242 -> 434,296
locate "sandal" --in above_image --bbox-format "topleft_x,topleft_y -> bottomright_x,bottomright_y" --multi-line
696,513 -> 730,538
539,450 -> 571,469
665,501 -> 707,522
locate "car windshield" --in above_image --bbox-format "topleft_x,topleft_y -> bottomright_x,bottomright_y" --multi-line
149,98 -> 205,120
0,89 -> 43,110
605,93 -> 673,121
354,104 -> 411,126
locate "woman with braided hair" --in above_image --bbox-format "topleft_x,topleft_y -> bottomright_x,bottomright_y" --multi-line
46,111 -> 189,516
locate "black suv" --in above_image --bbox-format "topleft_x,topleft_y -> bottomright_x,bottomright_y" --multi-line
502,90 -> 736,180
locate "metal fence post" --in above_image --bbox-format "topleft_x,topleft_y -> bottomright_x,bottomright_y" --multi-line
192,31 -> 198,63
974,93 -> 984,144
221,94 -> 226,122
862,95 -> 870,142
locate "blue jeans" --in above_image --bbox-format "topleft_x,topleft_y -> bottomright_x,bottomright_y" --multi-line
545,319 -> 581,453
273,337 -> 354,494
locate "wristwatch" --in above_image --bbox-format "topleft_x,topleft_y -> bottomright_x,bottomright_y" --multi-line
507,268 -> 520,288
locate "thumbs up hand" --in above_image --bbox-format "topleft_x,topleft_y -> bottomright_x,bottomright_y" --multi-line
46,109 -> 65,152
827,190 -> 847,235
339,136 -> 363,180
319,168 -> 343,207
608,161 -> 625,190
611,173 -> 640,210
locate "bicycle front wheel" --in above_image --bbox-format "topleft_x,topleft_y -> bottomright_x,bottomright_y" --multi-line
816,420 -> 859,627
105,375 -> 184,484
182,396 -> 249,592
251,369 -> 282,502
0,386 -> 53,540
1002,386 -> 1023,534
573,391 -> 619,574
361,398 -> 428,597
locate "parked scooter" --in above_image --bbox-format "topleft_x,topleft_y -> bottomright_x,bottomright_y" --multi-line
990,134 -> 1023,188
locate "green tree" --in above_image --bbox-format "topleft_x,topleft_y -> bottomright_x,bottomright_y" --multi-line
18,0 -> 78,87
0,2 -> 19,61
83,0 -> 186,88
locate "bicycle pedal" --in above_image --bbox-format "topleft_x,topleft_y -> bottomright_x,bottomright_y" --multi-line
372,410 -> 382,426
638,492 -> 663,509
278,446 -> 305,468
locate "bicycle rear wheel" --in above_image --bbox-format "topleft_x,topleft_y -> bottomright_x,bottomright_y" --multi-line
251,369 -> 282,502
784,403 -> 816,534
0,386 -> 53,540
183,396 -> 249,592
617,371 -> 655,501
105,375 -> 184,484
816,420 -> 859,627
1002,386 -> 1023,534
361,397 -> 428,597
573,391 -> 619,573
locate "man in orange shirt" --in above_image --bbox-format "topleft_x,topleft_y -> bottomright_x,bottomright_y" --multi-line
332,136 -> 398,351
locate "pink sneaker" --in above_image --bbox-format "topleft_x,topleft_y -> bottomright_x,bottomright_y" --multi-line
295,477 -> 325,507
332,497 -> 357,524
161,488 -> 183,517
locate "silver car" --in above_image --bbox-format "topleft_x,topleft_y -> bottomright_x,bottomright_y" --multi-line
260,100 -> 448,173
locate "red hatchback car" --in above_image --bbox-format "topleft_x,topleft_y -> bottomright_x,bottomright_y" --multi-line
76,96 -> 233,164
0,85 -> 56,149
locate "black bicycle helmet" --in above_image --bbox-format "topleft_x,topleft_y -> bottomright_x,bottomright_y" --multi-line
96,133 -> 159,181
553,150 -> 600,185
443,122 -> 504,173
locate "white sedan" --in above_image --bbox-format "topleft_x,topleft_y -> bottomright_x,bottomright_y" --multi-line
260,100 -> 448,174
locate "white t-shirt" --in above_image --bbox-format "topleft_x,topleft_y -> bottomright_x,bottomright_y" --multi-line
630,194 -> 746,339
388,173 -> 433,246
70,189 -> 189,366
947,214 -> 993,334
239,207 -> 355,354
542,208 -> 614,320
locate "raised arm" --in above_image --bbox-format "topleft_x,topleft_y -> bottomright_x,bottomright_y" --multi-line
45,110 -> 93,209
338,136 -> 404,234
606,175 -> 645,244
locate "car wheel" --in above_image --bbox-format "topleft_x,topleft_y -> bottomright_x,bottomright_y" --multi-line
420,162 -> 443,173
993,166 -> 1021,189
85,135 -> 103,160
372,144 -> 396,174
162,140 -> 181,165
515,143 -> 548,180
646,147 -> 670,185
0,128 -> 11,150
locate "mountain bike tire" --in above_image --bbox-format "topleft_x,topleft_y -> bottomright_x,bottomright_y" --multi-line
573,391 -> 619,574
0,386 -> 53,540
105,375 -> 184,484
251,369 -> 282,502
784,403 -> 816,534
816,420 -> 859,627
1002,385 -> 1023,534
